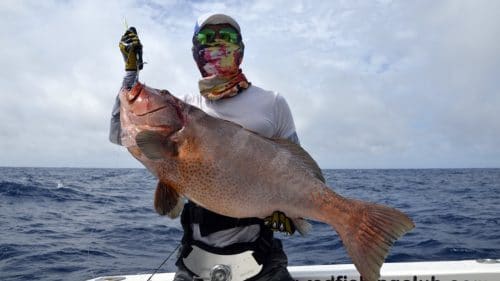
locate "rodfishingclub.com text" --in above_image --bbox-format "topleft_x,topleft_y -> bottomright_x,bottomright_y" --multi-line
297,276 -> 465,281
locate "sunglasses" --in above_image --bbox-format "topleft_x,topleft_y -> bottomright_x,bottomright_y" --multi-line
196,27 -> 239,45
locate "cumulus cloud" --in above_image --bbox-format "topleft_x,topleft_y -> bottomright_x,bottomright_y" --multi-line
1,0 -> 499,168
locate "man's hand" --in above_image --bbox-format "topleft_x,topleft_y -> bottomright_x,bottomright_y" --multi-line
264,211 -> 296,235
119,27 -> 143,71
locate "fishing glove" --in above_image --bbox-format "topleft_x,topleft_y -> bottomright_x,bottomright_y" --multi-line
264,211 -> 296,235
119,27 -> 143,71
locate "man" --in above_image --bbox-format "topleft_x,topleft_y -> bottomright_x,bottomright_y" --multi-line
110,13 -> 299,281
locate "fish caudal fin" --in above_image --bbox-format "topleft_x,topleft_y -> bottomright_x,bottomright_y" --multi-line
331,199 -> 415,281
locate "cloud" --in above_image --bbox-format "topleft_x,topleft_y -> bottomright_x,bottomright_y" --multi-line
1,0 -> 499,168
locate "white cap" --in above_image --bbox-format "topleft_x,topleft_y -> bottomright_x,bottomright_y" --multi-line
194,13 -> 241,34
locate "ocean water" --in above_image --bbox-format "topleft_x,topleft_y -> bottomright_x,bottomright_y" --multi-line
0,167 -> 499,281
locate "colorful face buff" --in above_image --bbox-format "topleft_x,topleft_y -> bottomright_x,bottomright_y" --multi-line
193,38 -> 250,100
201,40 -> 241,76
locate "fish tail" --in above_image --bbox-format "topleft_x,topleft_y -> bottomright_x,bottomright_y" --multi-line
327,197 -> 414,281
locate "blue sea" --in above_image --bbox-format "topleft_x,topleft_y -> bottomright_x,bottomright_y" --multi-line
1,167 -> 499,281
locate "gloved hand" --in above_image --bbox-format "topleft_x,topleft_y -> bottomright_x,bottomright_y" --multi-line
119,27 -> 143,71
264,211 -> 296,235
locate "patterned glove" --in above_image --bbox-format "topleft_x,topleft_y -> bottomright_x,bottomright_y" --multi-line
264,211 -> 296,235
119,27 -> 143,71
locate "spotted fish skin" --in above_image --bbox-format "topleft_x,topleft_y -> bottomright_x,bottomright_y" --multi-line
119,83 -> 415,281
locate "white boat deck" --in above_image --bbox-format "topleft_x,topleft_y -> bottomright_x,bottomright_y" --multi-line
88,259 -> 500,281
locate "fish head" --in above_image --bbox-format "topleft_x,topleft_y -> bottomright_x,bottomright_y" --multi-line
119,83 -> 185,148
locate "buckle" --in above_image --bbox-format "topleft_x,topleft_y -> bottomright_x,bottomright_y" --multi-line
182,245 -> 262,281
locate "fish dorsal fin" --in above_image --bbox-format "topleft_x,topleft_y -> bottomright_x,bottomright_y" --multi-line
136,130 -> 178,160
272,139 -> 325,183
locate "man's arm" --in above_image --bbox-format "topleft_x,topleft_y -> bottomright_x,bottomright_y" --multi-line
109,95 -> 122,145
274,93 -> 300,144
109,27 -> 143,146
263,93 -> 301,235
109,71 -> 139,145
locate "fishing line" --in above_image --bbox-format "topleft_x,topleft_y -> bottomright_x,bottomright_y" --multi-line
146,242 -> 181,281
123,16 -> 129,30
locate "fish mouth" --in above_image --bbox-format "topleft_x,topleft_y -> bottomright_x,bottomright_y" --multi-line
137,124 -> 179,132
128,91 -> 186,130
120,83 -> 186,147
124,83 -> 185,121
133,99 -> 185,135
135,105 -> 169,116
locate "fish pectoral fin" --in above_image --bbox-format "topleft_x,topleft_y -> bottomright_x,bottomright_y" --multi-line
272,139 -> 325,183
291,218 -> 312,236
154,181 -> 184,219
136,130 -> 178,160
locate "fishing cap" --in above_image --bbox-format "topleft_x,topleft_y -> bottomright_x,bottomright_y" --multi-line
193,13 -> 241,35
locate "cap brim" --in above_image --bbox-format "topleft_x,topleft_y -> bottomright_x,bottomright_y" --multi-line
195,13 -> 241,34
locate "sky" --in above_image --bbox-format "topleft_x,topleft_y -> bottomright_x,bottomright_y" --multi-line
1,0 -> 499,169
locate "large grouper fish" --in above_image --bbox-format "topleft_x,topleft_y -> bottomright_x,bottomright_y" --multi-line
119,83 -> 415,281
